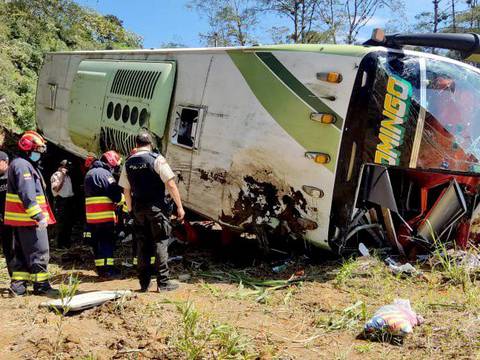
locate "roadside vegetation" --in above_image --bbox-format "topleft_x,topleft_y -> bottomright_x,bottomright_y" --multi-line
0,0 -> 141,130
1,245 -> 480,359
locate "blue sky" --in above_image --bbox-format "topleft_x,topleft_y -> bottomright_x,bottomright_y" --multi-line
75,0 -> 454,48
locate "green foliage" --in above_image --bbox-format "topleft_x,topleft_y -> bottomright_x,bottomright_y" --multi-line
431,231 -> 472,288
188,0 -> 258,46
316,301 -> 367,331
334,257 -> 359,286
168,300 -> 253,359
0,0 -> 142,131
53,272 -> 80,316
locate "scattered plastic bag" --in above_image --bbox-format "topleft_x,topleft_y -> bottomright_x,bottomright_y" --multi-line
358,242 -> 370,257
363,299 -> 424,343
385,257 -> 422,277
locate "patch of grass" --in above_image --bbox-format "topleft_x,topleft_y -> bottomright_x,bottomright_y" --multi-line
112,292 -> 130,315
51,273 -> 80,360
429,224 -> 472,288
54,272 -> 81,316
334,258 -> 360,286
283,286 -> 296,305
354,343 -> 373,353
79,355 -> 97,360
200,269 -> 301,304
167,300 -> 253,359
316,301 -> 367,332
200,282 -> 221,298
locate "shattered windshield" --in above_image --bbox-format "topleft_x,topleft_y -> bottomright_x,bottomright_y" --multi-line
418,59 -> 480,172
372,52 -> 480,172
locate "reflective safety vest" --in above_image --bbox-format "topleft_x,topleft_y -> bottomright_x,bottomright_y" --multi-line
4,193 -> 55,226
85,196 -> 117,224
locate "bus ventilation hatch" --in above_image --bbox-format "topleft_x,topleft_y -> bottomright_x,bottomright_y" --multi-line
100,127 -> 136,156
110,69 -> 162,99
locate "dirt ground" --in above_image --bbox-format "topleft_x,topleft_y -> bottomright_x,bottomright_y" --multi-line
1,241 -> 480,360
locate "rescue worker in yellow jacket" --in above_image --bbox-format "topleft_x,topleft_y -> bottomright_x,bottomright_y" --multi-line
5,131 -> 57,296
84,150 -> 123,277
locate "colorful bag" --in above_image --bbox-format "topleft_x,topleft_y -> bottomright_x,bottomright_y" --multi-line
364,299 -> 424,337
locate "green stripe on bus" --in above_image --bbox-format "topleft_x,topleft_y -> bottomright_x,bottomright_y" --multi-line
255,52 -> 343,130
228,51 -> 340,172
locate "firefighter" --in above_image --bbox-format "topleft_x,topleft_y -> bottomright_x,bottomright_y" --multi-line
84,150 -> 123,277
0,151 -> 13,276
5,131 -> 57,296
82,153 -> 97,244
119,130 -> 185,292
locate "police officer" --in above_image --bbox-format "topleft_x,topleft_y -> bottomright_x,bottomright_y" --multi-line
0,151 -> 13,276
119,130 -> 185,292
84,150 -> 123,277
5,131 -> 57,296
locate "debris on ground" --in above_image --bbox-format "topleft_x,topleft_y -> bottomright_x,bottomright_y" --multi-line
272,260 -> 294,273
40,290 -> 132,314
429,249 -> 480,272
362,299 -> 424,345
385,257 -> 422,277
358,243 -> 370,257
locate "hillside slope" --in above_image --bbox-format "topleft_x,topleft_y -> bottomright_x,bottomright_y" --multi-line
0,0 -> 142,131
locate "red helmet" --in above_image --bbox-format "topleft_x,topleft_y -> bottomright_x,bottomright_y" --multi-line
18,131 -> 46,152
101,150 -> 122,167
84,153 -> 96,169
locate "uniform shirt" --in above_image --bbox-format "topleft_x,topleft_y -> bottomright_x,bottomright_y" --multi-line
119,150 -> 175,190
7,157 -> 49,222
50,170 -> 74,198
84,160 -> 123,203
0,172 -> 7,220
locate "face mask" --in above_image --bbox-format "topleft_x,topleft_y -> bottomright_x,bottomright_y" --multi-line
29,152 -> 41,162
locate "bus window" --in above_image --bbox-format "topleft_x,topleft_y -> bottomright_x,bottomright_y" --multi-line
417,59 -> 480,172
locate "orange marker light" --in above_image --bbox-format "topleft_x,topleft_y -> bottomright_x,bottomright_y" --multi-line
310,113 -> 336,124
316,72 -> 343,83
314,153 -> 331,164
305,151 -> 331,164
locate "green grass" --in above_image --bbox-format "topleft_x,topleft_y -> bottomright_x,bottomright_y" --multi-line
199,269 -> 302,304
165,300 -> 254,359
55,272 -> 81,316
316,301 -> 368,332
334,258 -> 360,286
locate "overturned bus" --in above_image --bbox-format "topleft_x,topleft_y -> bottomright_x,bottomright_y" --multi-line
35,31 -> 480,256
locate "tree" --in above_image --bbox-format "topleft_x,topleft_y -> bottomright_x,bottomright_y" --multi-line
0,0 -> 142,130
455,0 -> 480,33
317,0 -> 344,43
260,0 -> 323,43
342,0 -> 397,44
188,0 -> 258,46
414,10 -> 449,32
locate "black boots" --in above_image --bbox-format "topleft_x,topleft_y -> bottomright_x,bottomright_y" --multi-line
139,277 -> 179,292
157,280 -> 179,292
33,282 -> 60,297
139,274 -> 151,292
9,281 -> 27,296
10,281 -> 59,297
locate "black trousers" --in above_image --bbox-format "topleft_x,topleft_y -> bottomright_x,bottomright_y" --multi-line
90,222 -> 116,273
10,226 -> 50,284
54,196 -> 75,248
0,223 -> 14,276
133,205 -> 171,286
